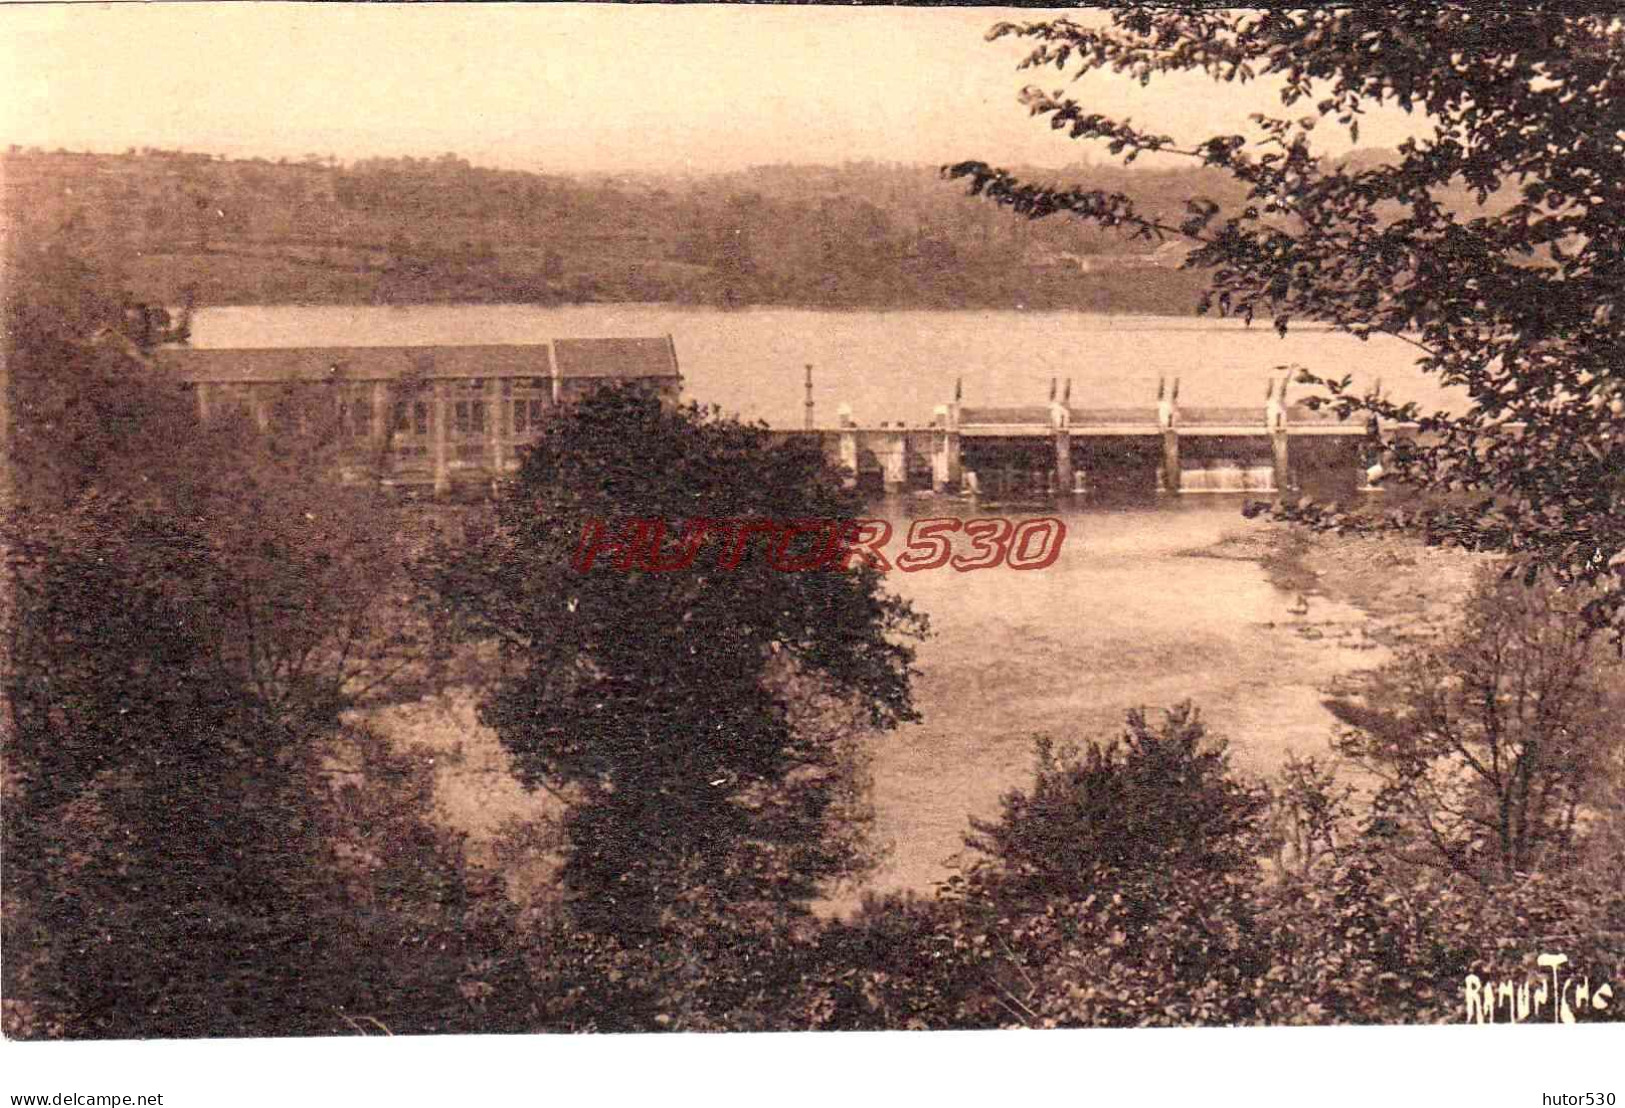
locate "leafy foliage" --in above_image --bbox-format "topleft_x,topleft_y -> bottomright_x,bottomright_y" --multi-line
1325,569 -> 1623,881
808,707 -> 1275,1029
9,205 -> 1621,1036
811,706 -> 1623,1030
426,387 -> 928,934
3,486 -> 487,1037
2,237 -> 471,1037
949,8 -> 1625,630
9,147 -> 1228,312
965,703 -> 1269,897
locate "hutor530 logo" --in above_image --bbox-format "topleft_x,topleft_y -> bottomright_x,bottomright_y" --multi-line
571,516 -> 1067,574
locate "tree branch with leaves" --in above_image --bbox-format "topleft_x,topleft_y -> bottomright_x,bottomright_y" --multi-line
949,6 -> 1625,632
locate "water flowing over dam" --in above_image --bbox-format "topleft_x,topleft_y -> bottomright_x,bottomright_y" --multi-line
782,373 -> 1409,502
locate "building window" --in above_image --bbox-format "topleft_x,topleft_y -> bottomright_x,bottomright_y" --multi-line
390,396 -> 431,460
514,398 -> 547,434
394,397 -> 431,434
216,387 -> 249,422
454,400 -> 485,434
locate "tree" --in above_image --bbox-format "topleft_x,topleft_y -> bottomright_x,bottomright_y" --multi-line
948,8 -> 1625,632
3,234 -> 458,1037
426,386 -> 927,935
952,705 -> 1273,1026
1325,569 -> 1622,882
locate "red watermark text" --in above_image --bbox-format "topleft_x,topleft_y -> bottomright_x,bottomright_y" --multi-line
572,517 -> 1067,574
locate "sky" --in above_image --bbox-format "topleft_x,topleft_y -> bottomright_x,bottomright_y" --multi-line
2,4 -> 1431,176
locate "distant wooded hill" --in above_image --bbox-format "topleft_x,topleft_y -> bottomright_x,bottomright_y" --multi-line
3,146 -> 1492,314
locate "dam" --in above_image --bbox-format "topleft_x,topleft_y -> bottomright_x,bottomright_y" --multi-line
783,373 -> 1413,500
145,319 -> 1413,499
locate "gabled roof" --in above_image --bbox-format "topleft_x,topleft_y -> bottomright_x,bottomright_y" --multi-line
152,344 -> 555,384
151,336 -> 685,386
154,337 -> 683,384
552,337 -> 680,379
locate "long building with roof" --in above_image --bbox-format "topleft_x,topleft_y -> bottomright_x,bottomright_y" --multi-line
151,335 -> 682,493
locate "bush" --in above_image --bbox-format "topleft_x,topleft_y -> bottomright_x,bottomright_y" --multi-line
818,702 -> 1625,1029
965,703 -> 1270,898
814,706 -> 1276,1029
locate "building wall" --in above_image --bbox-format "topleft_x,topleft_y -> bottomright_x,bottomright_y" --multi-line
188,370 -> 678,492
555,376 -> 680,406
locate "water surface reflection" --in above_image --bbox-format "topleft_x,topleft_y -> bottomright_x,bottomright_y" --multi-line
853,495 -> 1383,898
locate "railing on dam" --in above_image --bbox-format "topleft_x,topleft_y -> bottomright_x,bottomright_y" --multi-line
782,376 -> 1417,497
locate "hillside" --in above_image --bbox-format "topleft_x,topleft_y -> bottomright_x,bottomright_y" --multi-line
4,145 -> 1493,314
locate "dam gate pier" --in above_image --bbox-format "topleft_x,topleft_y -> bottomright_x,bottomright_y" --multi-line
778,375 -> 1413,501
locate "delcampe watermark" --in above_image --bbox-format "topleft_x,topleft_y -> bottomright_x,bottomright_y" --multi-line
571,516 -> 1068,574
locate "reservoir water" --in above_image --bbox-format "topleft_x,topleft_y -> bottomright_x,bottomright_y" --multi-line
854,496 -> 1387,897
219,305 -> 1435,894
186,303 -> 1456,428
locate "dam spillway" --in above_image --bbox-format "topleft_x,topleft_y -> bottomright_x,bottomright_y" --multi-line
779,377 -> 1415,499
149,321 -> 1410,500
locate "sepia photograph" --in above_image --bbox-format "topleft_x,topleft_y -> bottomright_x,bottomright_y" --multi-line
2,2 -> 1622,1103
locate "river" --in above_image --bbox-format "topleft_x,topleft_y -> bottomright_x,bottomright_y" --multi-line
218,304 -> 1428,896
841,496 -> 1390,899
186,303 -> 1455,428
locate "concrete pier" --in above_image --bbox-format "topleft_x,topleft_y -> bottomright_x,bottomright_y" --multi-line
371,381 -> 389,468
879,429 -> 909,491
837,404 -> 859,487
1160,431 -> 1179,493
1271,429 -> 1291,493
931,405 -> 953,492
1159,380 -> 1181,494
488,382 -> 504,477
1267,377 -> 1291,493
432,380 -> 450,496
776,376 -> 1410,500
1050,400 -> 1074,496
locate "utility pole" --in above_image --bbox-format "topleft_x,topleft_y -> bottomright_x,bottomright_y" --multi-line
804,364 -> 815,430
